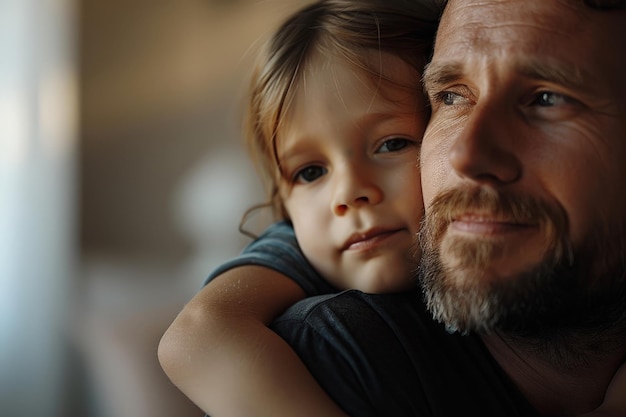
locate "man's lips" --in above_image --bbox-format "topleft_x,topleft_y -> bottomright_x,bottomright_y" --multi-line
450,214 -> 535,235
343,228 -> 404,251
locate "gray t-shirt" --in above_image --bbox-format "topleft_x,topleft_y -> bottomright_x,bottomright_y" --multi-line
204,221 -> 335,296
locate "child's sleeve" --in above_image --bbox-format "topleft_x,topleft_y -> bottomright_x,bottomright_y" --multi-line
204,221 -> 336,296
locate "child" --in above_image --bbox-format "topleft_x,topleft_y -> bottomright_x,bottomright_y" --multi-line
159,0 -> 626,416
159,0 -> 438,416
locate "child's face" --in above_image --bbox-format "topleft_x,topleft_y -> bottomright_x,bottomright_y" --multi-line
276,51 -> 427,293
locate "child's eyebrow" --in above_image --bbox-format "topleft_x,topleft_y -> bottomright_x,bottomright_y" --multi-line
276,139 -> 307,164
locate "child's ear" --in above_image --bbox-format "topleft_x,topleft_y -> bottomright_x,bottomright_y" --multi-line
271,189 -> 289,222
279,203 -> 291,222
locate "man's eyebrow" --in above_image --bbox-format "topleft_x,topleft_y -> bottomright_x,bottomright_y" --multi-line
517,58 -> 587,90
422,59 -> 588,91
422,62 -> 463,92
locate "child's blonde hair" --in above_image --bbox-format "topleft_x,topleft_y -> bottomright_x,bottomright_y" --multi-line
243,0 -> 440,227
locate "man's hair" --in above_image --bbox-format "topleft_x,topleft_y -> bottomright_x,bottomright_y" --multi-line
584,0 -> 626,9
439,0 -> 626,10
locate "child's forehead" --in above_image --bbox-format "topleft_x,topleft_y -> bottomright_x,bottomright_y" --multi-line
278,48 -> 426,130
276,50 -> 426,145
301,47 -> 423,91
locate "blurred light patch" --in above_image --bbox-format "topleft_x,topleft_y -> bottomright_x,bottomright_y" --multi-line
0,0 -> 78,416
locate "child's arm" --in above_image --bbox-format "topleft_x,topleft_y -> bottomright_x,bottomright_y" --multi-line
158,265 -> 349,417
579,363 -> 626,417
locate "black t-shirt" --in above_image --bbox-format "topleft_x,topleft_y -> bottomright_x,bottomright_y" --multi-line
272,289 -> 539,417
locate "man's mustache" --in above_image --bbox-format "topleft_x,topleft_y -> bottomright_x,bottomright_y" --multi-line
420,186 -> 571,264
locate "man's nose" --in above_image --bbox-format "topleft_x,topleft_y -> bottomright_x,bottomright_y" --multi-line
331,166 -> 383,216
449,101 -> 522,186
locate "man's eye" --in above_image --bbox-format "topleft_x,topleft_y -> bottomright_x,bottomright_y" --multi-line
523,90 -> 582,120
433,91 -> 468,106
294,166 -> 326,183
531,92 -> 569,107
377,137 -> 410,153
442,92 -> 458,105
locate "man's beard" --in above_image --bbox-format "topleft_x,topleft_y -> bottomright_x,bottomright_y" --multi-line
418,186 -> 626,349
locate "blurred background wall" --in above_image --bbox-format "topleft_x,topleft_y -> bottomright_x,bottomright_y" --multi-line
1,0 -> 313,416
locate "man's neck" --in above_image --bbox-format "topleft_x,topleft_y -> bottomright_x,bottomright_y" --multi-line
481,331 -> 626,416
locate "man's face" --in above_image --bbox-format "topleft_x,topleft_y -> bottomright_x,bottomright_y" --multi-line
420,0 -> 626,334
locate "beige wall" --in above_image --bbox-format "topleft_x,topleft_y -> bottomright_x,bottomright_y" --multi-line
76,1 -> 313,416
80,0 -> 307,262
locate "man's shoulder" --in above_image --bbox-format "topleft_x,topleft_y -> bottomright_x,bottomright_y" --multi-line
272,289 -> 539,417
274,288 -> 431,329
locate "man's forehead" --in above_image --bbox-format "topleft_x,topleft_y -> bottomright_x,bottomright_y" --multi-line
438,0 -> 584,38
434,0 -> 626,58
433,0 -> 590,64
424,0 -> 606,91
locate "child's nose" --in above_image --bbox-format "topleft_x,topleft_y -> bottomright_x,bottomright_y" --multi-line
331,168 -> 383,216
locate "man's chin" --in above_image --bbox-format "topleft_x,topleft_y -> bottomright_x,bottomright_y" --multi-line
439,234 -> 545,285
420,244 -> 626,344
419,238 -> 570,335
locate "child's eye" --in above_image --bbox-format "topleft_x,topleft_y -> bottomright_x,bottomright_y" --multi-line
294,165 -> 327,183
377,137 -> 411,153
